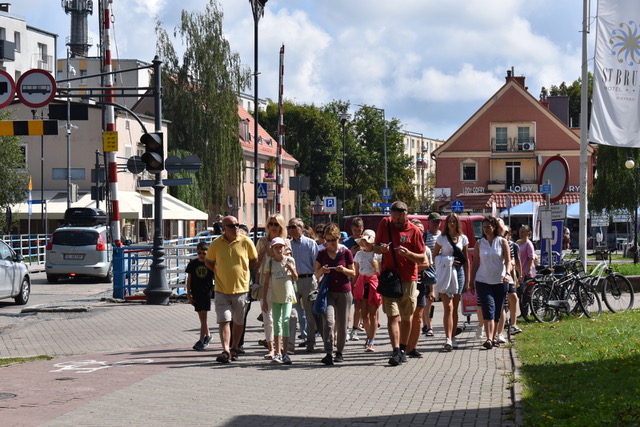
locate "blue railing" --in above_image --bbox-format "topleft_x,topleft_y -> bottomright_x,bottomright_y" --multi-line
1,234 -> 49,264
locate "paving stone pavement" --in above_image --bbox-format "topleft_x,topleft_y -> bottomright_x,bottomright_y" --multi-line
0,295 -> 519,426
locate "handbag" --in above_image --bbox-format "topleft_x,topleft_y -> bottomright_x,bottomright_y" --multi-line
447,234 -> 467,266
423,265 -> 437,286
313,275 -> 330,315
377,221 -> 404,298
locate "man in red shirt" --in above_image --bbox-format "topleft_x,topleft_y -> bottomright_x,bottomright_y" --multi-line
375,201 -> 426,366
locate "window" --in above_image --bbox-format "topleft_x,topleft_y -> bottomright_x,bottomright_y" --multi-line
506,162 -> 521,187
517,127 -> 531,150
80,69 -> 87,84
495,127 -> 508,151
462,161 -> 477,181
0,28 -> 5,40
37,43 -> 47,61
13,31 -> 20,52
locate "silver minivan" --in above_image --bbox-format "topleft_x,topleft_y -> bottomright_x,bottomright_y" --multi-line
45,224 -> 113,283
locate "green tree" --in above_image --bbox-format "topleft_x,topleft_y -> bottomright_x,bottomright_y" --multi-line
155,0 -> 250,215
0,109 -> 28,233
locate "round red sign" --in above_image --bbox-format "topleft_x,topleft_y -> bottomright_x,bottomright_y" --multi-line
16,69 -> 57,108
539,155 -> 570,203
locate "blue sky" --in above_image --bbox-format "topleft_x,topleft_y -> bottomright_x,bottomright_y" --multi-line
14,0 -> 595,140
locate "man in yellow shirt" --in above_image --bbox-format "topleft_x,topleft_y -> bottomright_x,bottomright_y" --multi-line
206,215 -> 258,363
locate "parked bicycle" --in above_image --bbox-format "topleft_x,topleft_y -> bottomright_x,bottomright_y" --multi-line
528,260 -> 602,322
588,249 -> 635,313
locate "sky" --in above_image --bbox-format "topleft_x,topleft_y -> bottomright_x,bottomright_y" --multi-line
13,0 -> 595,141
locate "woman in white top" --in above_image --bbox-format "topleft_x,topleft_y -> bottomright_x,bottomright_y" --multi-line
433,213 -> 469,351
469,216 -> 511,350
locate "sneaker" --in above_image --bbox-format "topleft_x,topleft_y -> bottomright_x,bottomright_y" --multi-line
407,349 -> 423,358
496,333 -> 507,344
400,350 -> 408,363
282,354 -> 292,365
475,327 -> 484,339
454,327 -> 463,337
365,343 -> 376,352
305,345 -> 315,353
452,338 -> 459,349
334,352 -> 344,363
349,330 -> 359,341
298,340 -> 309,347
388,349 -> 402,366
510,325 -> 523,335
321,353 -> 334,365
271,354 -> 282,363
193,340 -> 204,351
203,335 -> 212,347
444,339 -> 453,351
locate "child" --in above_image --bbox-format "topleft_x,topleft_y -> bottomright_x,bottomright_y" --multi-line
186,242 -> 214,351
353,229 -> 382,352
262,237 -> 298,364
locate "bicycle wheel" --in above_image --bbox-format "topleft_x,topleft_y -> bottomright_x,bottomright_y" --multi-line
577,284 -> 603,318
529,285 -> 558,323
601,273 -> 635,313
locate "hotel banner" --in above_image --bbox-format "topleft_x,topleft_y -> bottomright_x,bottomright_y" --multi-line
590,0 -> 640,147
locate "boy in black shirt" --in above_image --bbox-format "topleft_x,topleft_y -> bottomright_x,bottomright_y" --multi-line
186,242 -> 214,350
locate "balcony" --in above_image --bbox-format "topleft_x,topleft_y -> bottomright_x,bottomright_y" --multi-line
0,40 -> 15,61
32,54 -> 53,72
491,137 -> 536,154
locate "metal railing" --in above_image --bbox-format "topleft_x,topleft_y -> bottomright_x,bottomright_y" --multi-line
1,234 -> 49,264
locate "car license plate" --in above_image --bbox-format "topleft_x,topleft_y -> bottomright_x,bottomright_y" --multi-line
64,254 -> 85,260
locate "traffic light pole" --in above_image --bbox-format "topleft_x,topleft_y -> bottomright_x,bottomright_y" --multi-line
143,56 -> 171,305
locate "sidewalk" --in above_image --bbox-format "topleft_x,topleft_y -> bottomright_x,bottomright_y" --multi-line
0,296 -> 518,426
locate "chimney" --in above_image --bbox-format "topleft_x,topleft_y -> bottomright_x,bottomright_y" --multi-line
505,68 -> 527,90
0,3 -> 10,13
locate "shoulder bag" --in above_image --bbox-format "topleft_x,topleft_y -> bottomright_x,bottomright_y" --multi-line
446,234 -> 467,266
377,221 -> 404,298
312,249 -> 342,315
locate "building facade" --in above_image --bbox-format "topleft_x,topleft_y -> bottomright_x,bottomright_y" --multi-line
402,131 -> 443,212
432,71 -> 594,214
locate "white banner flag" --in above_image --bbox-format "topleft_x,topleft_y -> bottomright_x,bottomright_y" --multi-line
590,0 -> 640,147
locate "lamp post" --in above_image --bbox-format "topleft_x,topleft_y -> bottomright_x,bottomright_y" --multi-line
250,0 -> 267,244
625,158 -> 638,263
339,112 -> 350,222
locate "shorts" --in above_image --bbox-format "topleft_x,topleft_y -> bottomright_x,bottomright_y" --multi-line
508,283 -> 517,294
417,283 -> 427,307
454,264 -> 465,294
192,290 -> 212,312
214,291 -> 248,324
382,281 -> 418,321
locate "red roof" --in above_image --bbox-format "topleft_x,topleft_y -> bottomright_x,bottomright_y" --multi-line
442,192 -> 580,211
238,105 -> 297,164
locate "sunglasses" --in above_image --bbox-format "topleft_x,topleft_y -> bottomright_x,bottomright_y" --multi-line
325,238 -> 338,243
225,223 -> 240,228
197,251 -> 207,255
268,222 -> 281,227
287,225 -> 298,230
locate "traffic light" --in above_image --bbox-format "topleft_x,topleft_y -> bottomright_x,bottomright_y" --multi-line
140,132 -> 164,172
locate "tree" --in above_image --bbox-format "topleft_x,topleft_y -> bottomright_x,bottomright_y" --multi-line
155,0 -> 251,215
541,72 -> 593,129
0,109 -> 28,232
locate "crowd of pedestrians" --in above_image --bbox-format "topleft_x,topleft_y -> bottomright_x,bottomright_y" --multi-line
185,207 -> 529,366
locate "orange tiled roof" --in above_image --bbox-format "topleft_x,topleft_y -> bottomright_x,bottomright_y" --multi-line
442,192 -> 580,211
238,105 -> 297,164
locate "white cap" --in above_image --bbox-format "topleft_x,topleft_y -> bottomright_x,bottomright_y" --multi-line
270,237 -> 286,247
356,229 -> 375,244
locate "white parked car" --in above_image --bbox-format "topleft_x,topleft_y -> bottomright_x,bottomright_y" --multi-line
0,239 -> 30,305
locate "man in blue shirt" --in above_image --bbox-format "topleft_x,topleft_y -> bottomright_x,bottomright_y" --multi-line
288,218 -> 319,352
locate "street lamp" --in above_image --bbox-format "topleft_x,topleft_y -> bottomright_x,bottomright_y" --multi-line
339,112 -> 350,221
625,158 -> 638,263
250,0 -> 267,244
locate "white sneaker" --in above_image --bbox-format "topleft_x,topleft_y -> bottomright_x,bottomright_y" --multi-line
349,330 -> 359,341
510,325 -> 522,335
475,327 -> 484,339
496,333 -> 507,344
452,338 -> 459,349
444,339 -> 453,351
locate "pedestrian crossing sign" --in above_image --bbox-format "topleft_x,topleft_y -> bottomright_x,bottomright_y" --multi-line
257,182 -> 268,199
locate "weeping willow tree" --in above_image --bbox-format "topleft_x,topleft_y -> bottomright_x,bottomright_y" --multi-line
155,0 -> 250,215
0,109 -> 28,233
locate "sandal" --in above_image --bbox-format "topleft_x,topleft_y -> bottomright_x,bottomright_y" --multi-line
264,352 -> 274,360
482,339 -> 493,350
426,329 -> 434,337
216,351 -> 230,363
230,348 -> 239,361
492,340 -> 501,348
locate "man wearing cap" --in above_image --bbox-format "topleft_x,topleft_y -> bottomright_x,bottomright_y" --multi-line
374,201 -> 426,366
205,215 -> 259,363
287,217 -> 319,352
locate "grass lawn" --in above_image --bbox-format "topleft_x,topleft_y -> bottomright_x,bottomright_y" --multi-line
514,309 -> 640,426
0,355 -> 52,367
